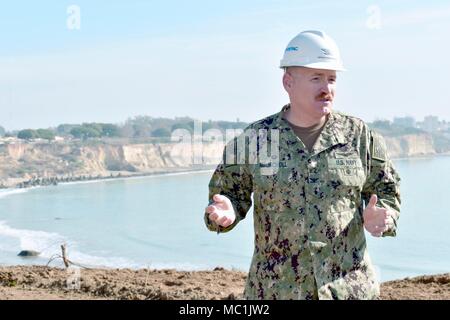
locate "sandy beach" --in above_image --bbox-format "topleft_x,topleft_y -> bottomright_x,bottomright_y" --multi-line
0,266 -> 448,300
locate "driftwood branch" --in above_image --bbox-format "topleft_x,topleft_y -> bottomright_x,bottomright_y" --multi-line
61,244 -> 69,268
45,243 -> 91,270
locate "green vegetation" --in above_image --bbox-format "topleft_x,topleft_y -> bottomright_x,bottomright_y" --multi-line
56,124 -> 78,135
101,123 -> 121,137
10,116 -> 448,148
17,129 -> 55,140
431,133 -> 450,153
36,129 -> 56,140
70,126 -> 100,139
69,123 -> 122,140
17,129 -> 37,140
7,116 -> 250,141
368,120 -> 425,137
151,127 -> 171,137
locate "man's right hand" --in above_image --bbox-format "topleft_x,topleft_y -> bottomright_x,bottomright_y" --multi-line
205,194 -> 236,228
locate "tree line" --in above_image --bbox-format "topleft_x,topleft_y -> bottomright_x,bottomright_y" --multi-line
0,119 -> 436,141
0,116 -> 248,141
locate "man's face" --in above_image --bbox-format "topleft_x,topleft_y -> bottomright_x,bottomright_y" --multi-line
282,66 -> 337,118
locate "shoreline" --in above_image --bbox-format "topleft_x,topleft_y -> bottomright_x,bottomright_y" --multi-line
0,265 -> 448,300
392,152 -> 450,161
1,166 -> 216,190
4,152 -> 450,190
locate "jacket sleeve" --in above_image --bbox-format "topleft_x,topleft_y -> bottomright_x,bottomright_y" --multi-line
204,137 -> 253,233
361,129 -> 401,237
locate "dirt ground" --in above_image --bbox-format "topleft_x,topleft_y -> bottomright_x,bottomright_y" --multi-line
0,266 -> 448,300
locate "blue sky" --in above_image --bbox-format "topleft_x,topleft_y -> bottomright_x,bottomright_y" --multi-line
1,0 -> 450,130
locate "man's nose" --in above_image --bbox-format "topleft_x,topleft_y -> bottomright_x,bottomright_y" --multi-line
321,82 -> 333,95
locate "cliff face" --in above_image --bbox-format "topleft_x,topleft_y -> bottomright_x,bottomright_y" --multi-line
384,133 -> 436,158
0,132 -> 439,187
0,141 -> 225,186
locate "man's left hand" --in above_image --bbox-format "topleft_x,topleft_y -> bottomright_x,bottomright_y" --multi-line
363,194 -> 394,237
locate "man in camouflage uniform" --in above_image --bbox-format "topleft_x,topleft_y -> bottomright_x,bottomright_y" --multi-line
204,30 -> 401,300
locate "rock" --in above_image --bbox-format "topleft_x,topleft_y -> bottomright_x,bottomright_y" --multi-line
17,250 -> 40,257
163,280 -> 183,287
224,293 -> 236,300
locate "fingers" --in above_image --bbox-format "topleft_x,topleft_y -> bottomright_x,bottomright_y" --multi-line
213,194 -> 229,204
379,209 -> 392,224
205,205 -> 217,214
365,221 -> 388,235
222,219 -> 233,228
209,213 -> 232,227
368,194 -> 378,208
373,206 -> 391,219
374,224 -> 389,232
368,223 -> 389,237
206,205 -> 233,227
209,212 -> 219,221
217,215 -> 233,227
371,232 -> 383,237
205,204 -> 218,221
372,224 -> 386,236
384,215 -> 394,227
205,205 -> 218,220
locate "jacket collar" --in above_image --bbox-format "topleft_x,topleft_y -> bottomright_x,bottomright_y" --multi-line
274,104 -> 346,155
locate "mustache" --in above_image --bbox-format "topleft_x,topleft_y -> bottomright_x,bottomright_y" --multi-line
315,93 -> 333,101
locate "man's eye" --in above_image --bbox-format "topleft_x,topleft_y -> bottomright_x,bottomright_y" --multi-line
311,77 -> 319,81
329,78 -> 336,83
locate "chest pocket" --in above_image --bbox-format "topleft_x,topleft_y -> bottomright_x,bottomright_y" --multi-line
327,155 -> 366,188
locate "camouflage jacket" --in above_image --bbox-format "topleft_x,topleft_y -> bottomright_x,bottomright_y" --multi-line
204,104 -> 401,300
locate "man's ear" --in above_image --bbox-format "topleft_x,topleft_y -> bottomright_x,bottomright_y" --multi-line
282,72 -> 292,92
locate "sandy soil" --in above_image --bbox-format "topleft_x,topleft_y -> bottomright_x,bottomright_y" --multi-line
0,266 -> 448,300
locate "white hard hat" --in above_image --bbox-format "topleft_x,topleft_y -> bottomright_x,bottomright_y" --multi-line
280,30 -> 345,71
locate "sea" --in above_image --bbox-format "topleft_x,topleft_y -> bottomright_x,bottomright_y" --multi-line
0,157 -> 449,282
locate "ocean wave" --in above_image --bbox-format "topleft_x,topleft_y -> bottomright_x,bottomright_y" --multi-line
0,221 -> 63,255
0,188 -> 30,198
0,221 -> 141,269
0,221 -> 237,271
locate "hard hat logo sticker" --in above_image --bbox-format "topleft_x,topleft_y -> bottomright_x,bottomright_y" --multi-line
321,48 -> 331,55
285,46 -> 299,52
